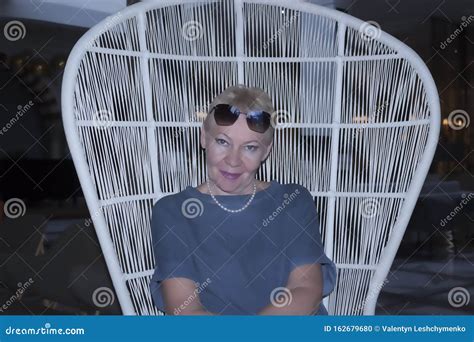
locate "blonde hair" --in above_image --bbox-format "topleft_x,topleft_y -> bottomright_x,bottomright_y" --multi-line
203,84 -> 275,144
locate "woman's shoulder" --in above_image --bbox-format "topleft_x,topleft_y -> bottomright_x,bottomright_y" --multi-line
278,182 -> 311,197
152,188 -> 191,214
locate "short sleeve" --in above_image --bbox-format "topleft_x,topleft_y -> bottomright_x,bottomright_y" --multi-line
283,186 -> 337,298
149,199 -> 198,311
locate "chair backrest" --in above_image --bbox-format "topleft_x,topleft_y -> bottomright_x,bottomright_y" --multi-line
62,0 -> 440,315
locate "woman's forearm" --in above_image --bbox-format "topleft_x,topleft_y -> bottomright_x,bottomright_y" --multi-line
183,308 -> 218,315
257,287 -> 321,315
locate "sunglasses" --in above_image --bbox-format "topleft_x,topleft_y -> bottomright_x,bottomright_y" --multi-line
210,104 -> 272,133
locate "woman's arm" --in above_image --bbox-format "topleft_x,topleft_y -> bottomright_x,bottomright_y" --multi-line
183,309 -> 217,315
160,277 -> 219,315
257,263 -> 323,315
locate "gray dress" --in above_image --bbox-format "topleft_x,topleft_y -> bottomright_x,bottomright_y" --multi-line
150,180 -> 337,315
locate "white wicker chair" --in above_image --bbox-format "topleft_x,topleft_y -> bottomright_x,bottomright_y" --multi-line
61,0 -> 440,315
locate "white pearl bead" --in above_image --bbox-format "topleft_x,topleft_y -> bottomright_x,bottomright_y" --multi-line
207,179 -> 257,213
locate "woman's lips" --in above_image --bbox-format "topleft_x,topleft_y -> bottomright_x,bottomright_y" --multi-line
220,170 -> 242,180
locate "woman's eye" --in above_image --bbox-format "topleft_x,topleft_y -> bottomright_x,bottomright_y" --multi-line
215,138 -> 228,145
246,145 -> 258,152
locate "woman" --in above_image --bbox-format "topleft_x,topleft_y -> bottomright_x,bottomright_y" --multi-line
150,85 -> 337,315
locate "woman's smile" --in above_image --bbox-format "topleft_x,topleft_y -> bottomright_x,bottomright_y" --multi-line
220,170 -> 242,180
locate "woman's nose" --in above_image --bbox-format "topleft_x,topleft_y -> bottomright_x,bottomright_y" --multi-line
224,148 -> 242,167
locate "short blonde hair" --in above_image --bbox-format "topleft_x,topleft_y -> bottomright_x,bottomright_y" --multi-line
203,84 -> 275,144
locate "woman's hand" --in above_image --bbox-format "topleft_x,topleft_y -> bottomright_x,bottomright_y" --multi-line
257,263 -> 323,315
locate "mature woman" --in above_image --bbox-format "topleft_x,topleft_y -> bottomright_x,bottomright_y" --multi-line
150,85 -> 337,315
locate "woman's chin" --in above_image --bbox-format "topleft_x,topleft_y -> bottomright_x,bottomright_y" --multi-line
209,176 -> 244,194
215,180 -> 240,193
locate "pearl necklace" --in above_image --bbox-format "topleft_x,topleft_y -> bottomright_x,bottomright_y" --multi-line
206,179 -> 257,213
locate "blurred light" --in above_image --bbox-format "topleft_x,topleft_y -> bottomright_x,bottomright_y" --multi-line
353,115 -> 368,123
196,111 -> 207,120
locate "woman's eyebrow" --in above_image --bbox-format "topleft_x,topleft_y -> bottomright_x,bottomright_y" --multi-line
220,133 -> 260,144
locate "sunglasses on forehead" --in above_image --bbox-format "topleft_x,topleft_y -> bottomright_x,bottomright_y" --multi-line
210,104 -> 272,133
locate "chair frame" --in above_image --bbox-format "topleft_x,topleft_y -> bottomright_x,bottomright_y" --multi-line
62,0 -> 440,315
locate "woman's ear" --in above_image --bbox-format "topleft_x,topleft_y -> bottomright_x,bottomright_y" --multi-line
200,127 -> 207,150
262,141 -> 273,162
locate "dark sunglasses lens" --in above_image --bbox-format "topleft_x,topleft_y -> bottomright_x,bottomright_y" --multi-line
246,111 -> 271,133
213,104 -> 239,126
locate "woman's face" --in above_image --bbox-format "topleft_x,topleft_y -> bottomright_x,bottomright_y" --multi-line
200,111 -> 273,195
